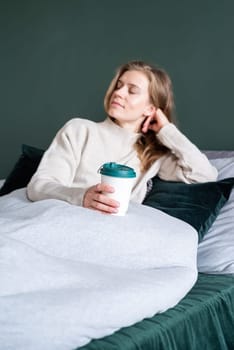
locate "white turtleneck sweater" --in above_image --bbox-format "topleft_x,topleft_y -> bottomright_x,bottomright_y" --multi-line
27,117 -> 218,206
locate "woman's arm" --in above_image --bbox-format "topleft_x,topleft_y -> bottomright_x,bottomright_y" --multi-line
27,119 -> 85,205
27,119 -> 121,212
156,123 -> 218,183
142,108 -> 217,183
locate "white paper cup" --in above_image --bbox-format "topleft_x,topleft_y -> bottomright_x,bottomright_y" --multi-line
99,163 -> 136,216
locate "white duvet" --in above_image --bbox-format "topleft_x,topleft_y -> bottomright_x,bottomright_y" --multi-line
0,189 -> 198,350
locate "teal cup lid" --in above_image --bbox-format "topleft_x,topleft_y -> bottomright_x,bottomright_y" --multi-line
99,162 -> 136,178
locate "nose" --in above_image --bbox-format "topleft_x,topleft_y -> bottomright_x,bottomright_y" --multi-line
115,85 -> 127,98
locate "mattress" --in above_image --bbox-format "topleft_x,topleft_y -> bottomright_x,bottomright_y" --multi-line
78,273 -> 234,350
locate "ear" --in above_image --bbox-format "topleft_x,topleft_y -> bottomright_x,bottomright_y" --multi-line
143,104 -> 156,117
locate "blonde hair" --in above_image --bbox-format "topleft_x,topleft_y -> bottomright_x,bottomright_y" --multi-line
104,60 -> 176,172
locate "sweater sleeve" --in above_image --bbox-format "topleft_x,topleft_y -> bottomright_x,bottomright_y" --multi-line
156,123 -> 218,183
27,119 -> 87,206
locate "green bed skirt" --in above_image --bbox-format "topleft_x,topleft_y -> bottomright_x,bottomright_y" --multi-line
77,273 -> 234,350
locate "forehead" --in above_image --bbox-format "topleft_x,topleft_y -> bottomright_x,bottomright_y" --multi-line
119,70 -> 149,89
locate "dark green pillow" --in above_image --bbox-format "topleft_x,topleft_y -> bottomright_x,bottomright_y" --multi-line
0,144 -> 45,196
143,176 -> 234,242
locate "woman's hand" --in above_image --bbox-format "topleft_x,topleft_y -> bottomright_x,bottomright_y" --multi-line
142,108 -> 170,133
83,183 -> 120,214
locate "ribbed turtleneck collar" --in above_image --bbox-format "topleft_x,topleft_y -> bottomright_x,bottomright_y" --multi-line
101,117 -> 141,141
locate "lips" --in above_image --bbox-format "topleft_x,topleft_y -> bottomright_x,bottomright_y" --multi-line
111,100 -> 124,108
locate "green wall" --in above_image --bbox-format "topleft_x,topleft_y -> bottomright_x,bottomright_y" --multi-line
1,0 -> 234,178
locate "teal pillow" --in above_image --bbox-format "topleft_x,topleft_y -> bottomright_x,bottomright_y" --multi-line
0,144 -> 45,196
143,177 -> 234,242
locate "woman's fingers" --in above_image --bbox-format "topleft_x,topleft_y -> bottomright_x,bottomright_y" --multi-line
92,191 -> 119,213
141,115 -> 153,133
83,184 -> 120,214
142,108 -> 170,133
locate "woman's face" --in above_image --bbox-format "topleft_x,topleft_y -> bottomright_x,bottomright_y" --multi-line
108,70 -> 153,132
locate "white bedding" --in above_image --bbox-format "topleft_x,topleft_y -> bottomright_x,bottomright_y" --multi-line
197,157 -> 234,274
0,188 -> 198,350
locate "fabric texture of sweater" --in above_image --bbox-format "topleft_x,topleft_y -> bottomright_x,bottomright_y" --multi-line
27,117 -> 218,206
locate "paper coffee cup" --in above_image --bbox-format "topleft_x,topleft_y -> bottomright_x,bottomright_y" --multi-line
99,162 -> 136,216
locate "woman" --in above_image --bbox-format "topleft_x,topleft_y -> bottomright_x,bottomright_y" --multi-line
27,60 -> 217,214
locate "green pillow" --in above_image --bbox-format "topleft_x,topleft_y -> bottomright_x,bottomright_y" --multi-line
0,144 -> 45,196
143,176 -> 234,242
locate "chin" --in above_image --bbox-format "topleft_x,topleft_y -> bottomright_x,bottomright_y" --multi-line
108,109 -> 121,120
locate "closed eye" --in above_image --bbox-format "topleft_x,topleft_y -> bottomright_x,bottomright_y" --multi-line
129,87 -> 139,94
115,80 -> 140,94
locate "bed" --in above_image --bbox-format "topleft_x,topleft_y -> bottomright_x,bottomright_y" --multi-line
0,148 -> 234,350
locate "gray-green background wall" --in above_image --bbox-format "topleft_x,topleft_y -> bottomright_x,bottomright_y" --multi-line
1,0 -> 234,179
